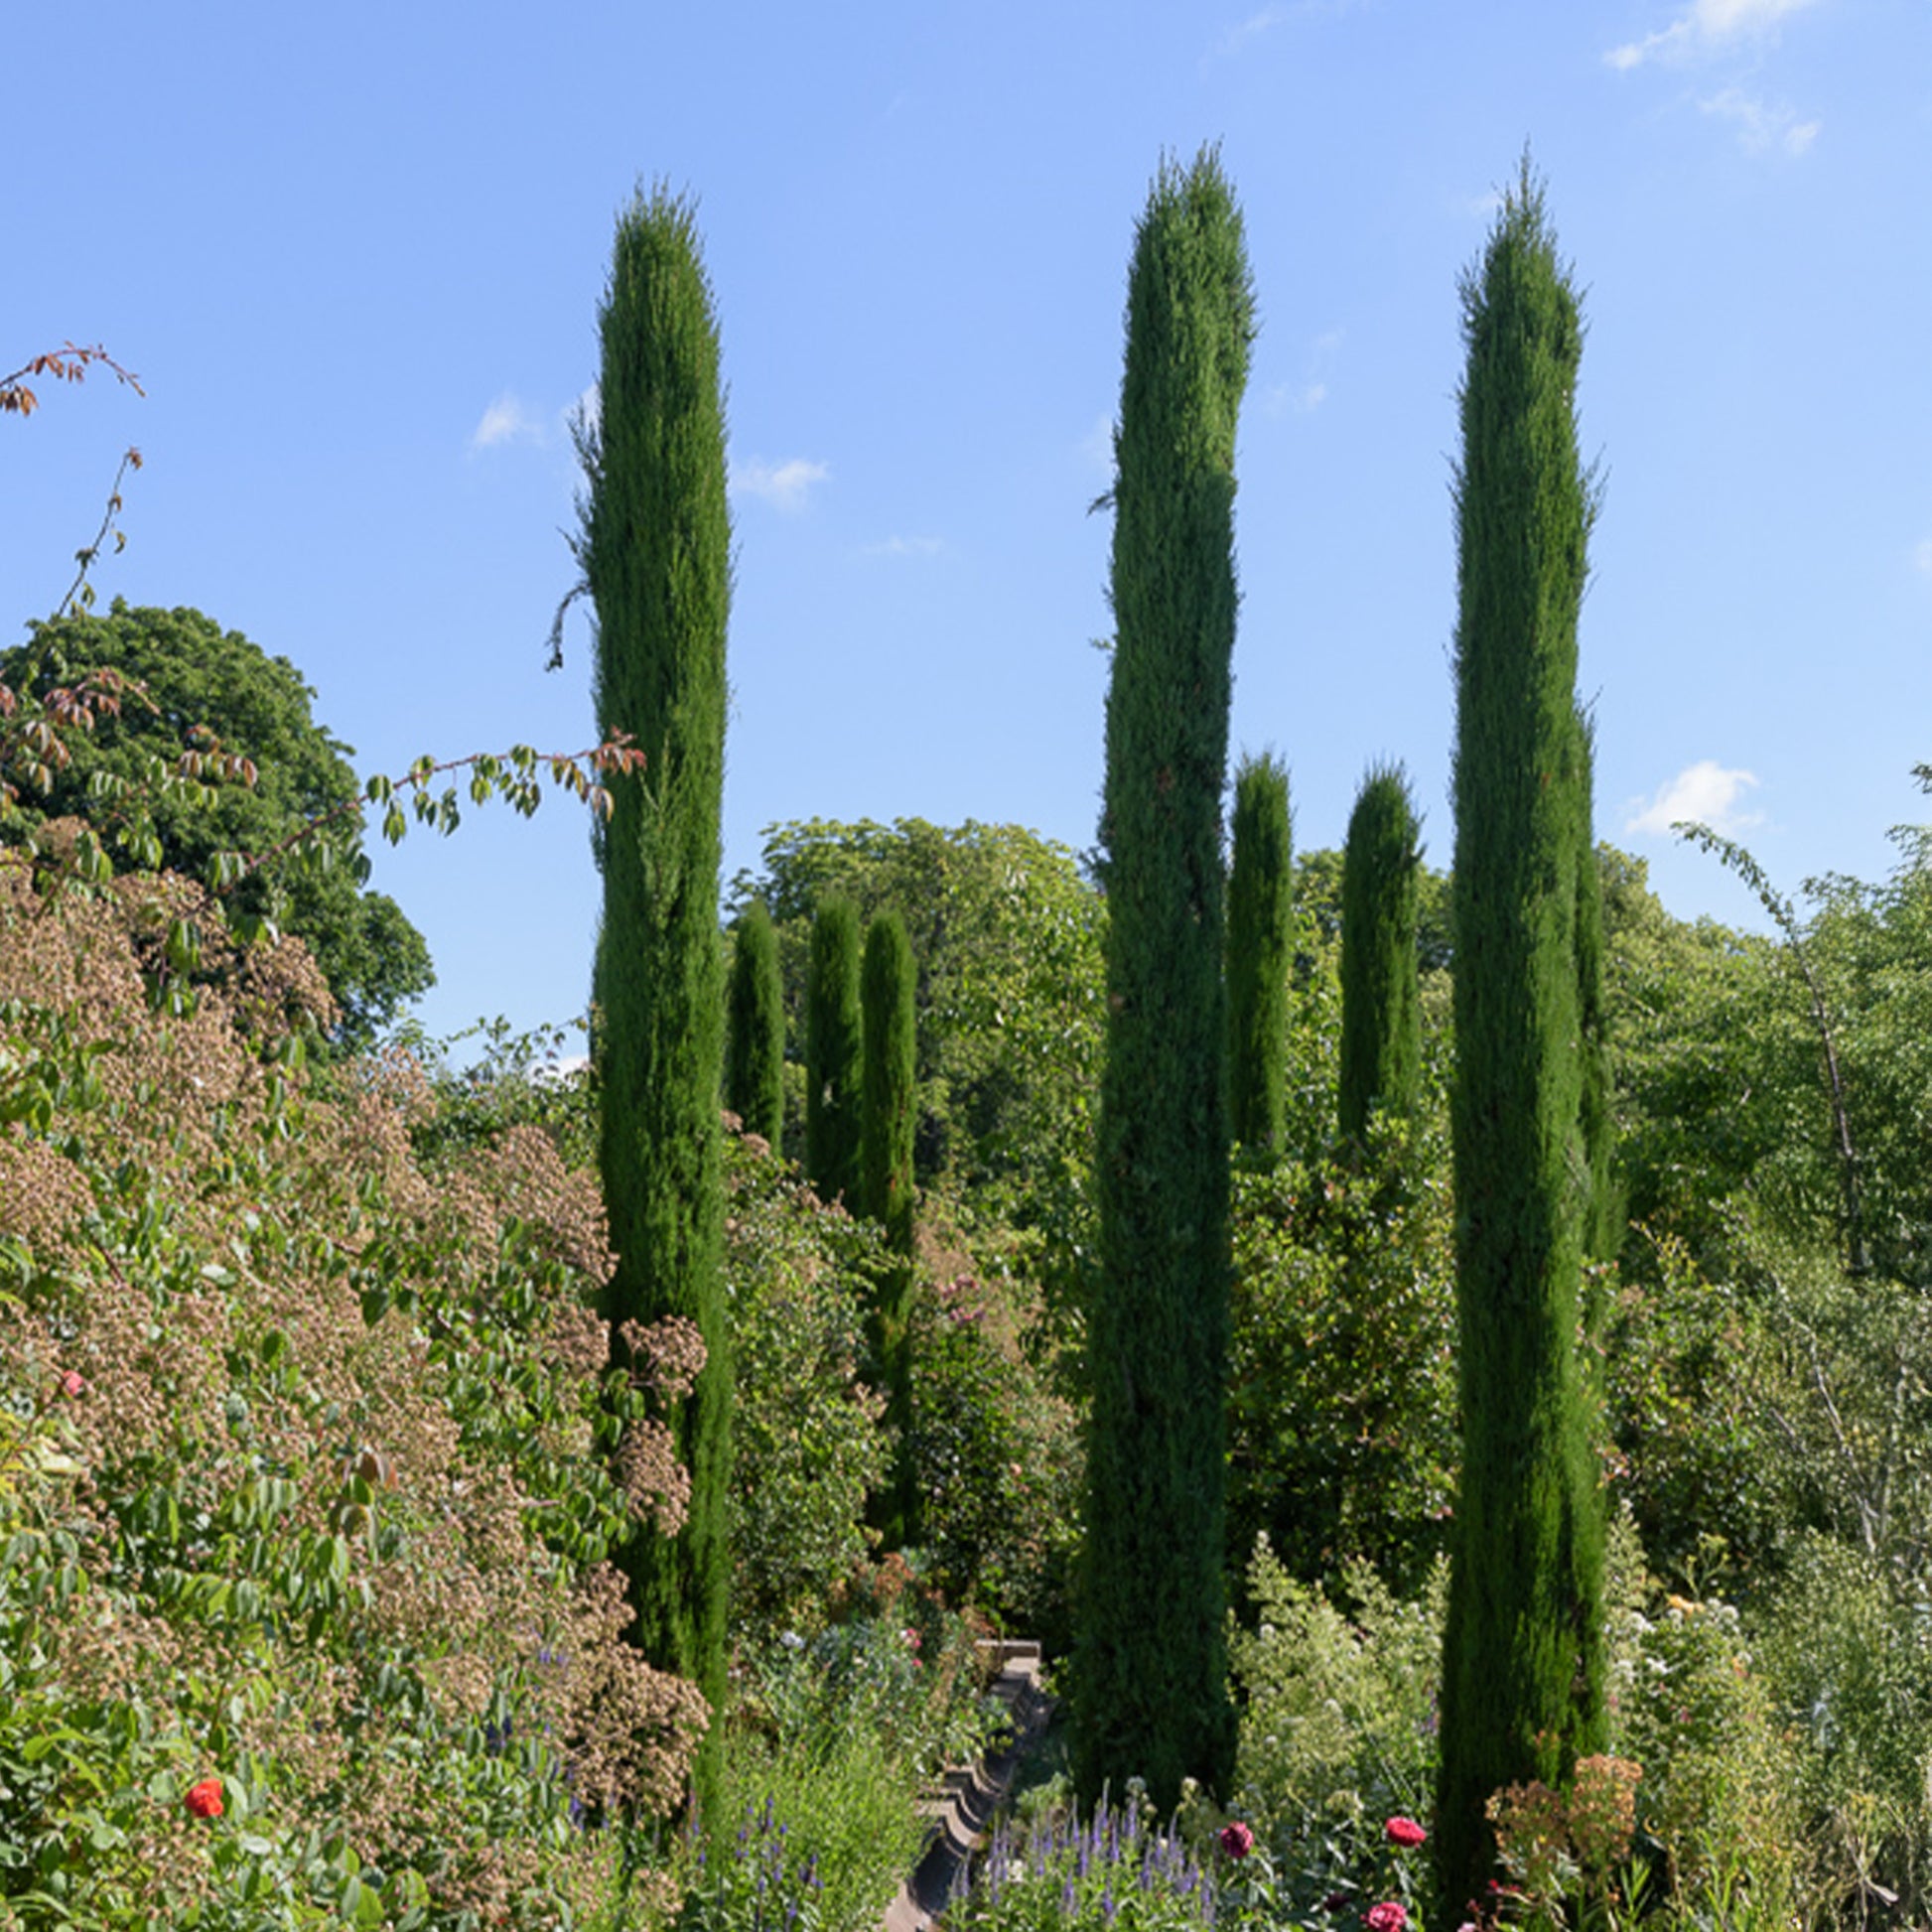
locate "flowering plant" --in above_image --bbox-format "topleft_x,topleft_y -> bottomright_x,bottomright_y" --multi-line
184,1778 -> 223,1820
1366,1903 -> 1408,1932
1219,1820 -> 1256,1860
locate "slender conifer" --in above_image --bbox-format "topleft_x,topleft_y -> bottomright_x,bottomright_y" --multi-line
1436,164 -> 1608,1910
1075,146 -> 1254,1811
1226,753 -> 1294,1155
577,185 -> 733,1809
804,897 -> 863,1205
859,908 -> 918,1546
1338,764 -> 1423,1147
725,901 -> 785,1146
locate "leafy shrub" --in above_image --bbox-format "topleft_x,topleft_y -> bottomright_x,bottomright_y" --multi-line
0,862 -> 701,1928
1227,1538 -> 1444,1884
1226,1114 -> 1458,1599
905,1264 -> 1079,1646
711,1596 -> 1001,1932
720,1130 -> 890,1648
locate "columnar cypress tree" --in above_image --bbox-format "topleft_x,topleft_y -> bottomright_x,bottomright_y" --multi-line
1226,752 -> 1294,1156
859,908 -> 918,1546
804,897 -> 863,1205
1436,165 -> 1608,1911
1074,146 -> 1254,1812
1337,763 -> 1423,1147
578,185 -> 733,1806
725,900 -> 785,1146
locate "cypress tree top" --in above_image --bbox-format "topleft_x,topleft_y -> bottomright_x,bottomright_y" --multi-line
1338,762 -> 1423,1146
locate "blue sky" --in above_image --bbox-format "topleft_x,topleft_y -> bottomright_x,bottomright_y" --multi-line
12,0 -> 1927,1046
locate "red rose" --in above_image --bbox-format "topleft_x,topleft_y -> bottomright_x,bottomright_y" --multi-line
1385,1816 -> 1427,1849
1218,1821 -> 1255,1860
1366,1904 -> 1408,1932
185,1778 -> 224,1819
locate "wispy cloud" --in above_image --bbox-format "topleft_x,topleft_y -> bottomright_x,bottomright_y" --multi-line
1079,412 -> 1114,476
1914,536 -> 1932,577
729,456 -> 830,513
1204,0 -> 1365,63
1605,0 -> 1826,70
1700,85 -> 1820,154
1625,759 -> 1764,837
862,535 -> 944,558
471,392 -> 545,452
1208,5 -> 1291,60
1263,328 -> 1343,418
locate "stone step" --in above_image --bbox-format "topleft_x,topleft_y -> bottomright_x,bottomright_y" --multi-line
885,1643 -> 1057,1932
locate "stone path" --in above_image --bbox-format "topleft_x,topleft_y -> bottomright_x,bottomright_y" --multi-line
885,1639 -> 1055,1932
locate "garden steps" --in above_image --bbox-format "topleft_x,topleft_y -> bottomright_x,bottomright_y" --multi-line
886,1640 -> 1054,1932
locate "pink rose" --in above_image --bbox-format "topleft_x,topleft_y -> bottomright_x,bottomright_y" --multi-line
1366,1904 -> 1408,1932
61,1370 -> 84,1398
1218,1821 -> 1255,1860
1385,1816 -> 1427,1849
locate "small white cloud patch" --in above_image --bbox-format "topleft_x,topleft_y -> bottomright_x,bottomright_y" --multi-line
729,457 -> 830,513
471,393 -> 544,452
1700,87 -> 1820,155
1605,0 -> 1825,69
863,535 -> 944,558
1911,536 -> 1932,577
1625,759 -> 1764,838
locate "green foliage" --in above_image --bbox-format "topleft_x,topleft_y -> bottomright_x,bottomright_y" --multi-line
1338,765 -> 1422,1147
905,1274 -> 1081,1646
578,183 -> 734,1799
1438,162 -> 1607,1906
804,898 -> 863,1208
1226,1113 -> 1459,1600
945,1797 -> 1223,1932
1226,754 -> 1293,1156
859,910 -> 918,1548
0,603 -> 434,1042
0,866 -> 702,1929
709,1599 -> 1000,1932
1077,145 -> 1254,1811
1229,1539 -> 1445,1868
725,903 -> 785,1146
732,817 -> 1104,1218
719,1130 -> 889,1647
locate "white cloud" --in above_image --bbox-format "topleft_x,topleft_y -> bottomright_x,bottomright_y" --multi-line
470,392 -> 545,452
729,456 -> 830,513
1264,381 -> 1328,416
863,535 -> 944,558
1079,412 -> 1114,475
1262,328 -> 1343,417
1914,536 -> 1932,576
1700,86 -> 1820,154
1605,0 -> 1826,69
1209,5 -> 1290,60
1204,0 -> 1365,63
1624,759 -> 1764,837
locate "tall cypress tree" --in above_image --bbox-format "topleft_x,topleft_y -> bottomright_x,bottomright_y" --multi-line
726,900 -> 785,1146
1337,763 -> 1423,1147
1226,752 -> 1294,1156
578,185 -> 733,1807
859,907 -> 918,1547
1074,147 -> 1254,1812
804,897 -> 863,1205
1436,164 -> 1608,1911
